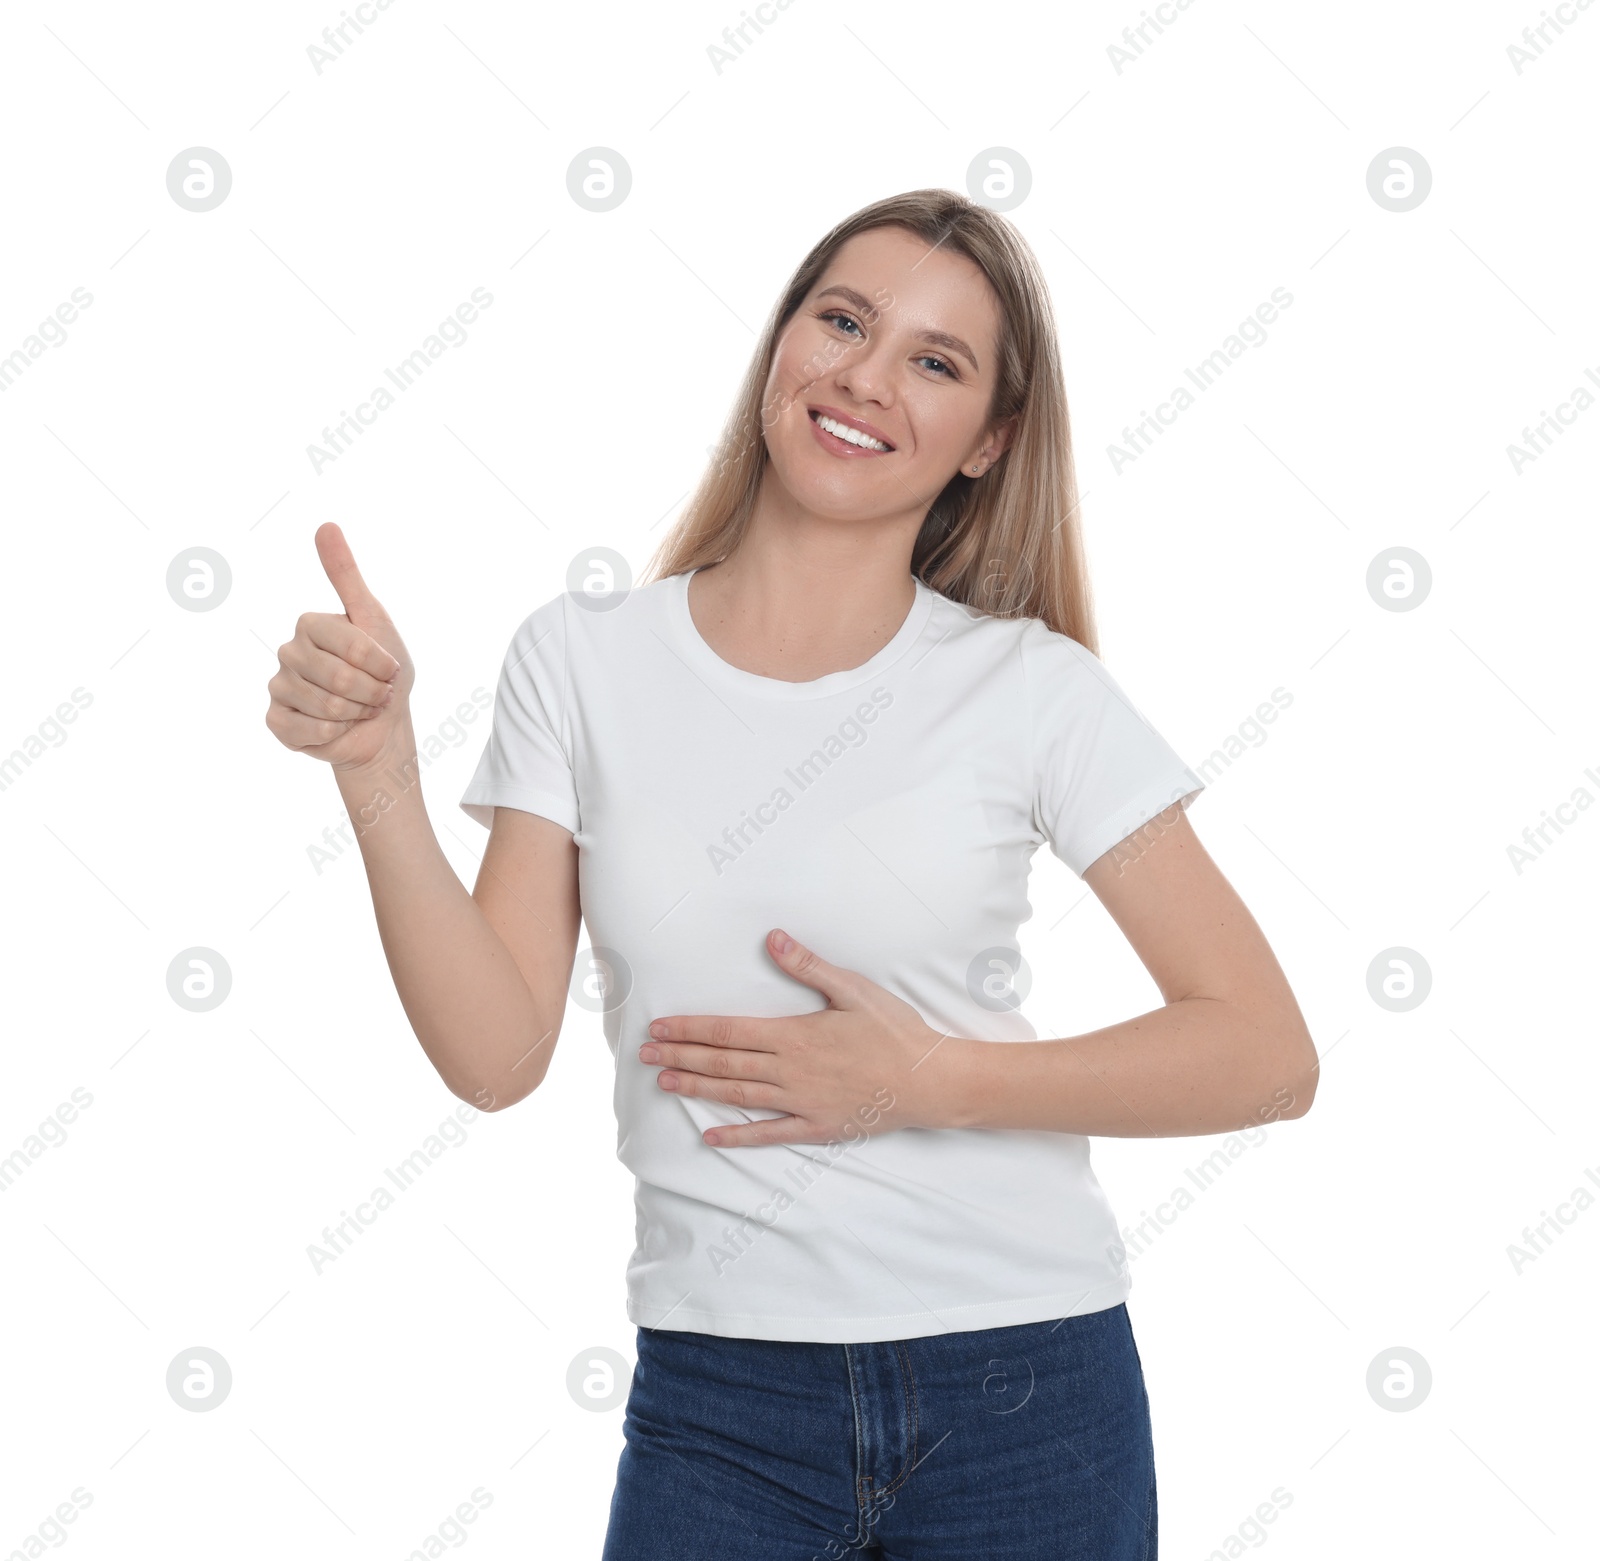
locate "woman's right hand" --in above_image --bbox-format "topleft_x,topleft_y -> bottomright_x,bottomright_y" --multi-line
266,522 -> 415,773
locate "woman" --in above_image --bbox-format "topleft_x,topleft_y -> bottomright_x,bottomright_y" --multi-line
266,189 -> 1319,1559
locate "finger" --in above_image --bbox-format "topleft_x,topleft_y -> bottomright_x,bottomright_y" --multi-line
315,522 -> 391,626
297,611 -> 401,682
704,1115 -> 819,1149
653,1067 -> 782,1110
765,929 -> 863,1007
647,1015 -> 772,1052
266,704 -> 361,751
283,632 -> 396,705
653,1068 -> 783,1112
272,665 -> 388,724
641,1041 -> 774,1082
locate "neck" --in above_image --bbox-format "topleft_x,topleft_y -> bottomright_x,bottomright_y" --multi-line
686,469 -> 926,679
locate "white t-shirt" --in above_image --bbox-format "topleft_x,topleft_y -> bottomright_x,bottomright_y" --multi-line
460,567 -> 1204,1343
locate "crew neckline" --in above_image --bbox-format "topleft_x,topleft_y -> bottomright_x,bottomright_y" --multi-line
666,567 -> 937,700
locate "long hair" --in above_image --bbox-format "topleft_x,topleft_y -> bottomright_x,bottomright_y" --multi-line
640,188 -> 1099,655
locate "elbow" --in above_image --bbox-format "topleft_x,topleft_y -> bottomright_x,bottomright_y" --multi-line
455,1020 -> 562,1114
453,1079 -> 508,1114
459,1076 -> 539,1114
1223,998 -> 1318,1125
1267,1020 -> 1320,1121
457,1056 -> 551,1114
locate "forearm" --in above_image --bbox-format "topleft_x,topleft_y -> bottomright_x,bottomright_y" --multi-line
933,997 -> 1317,1137
334,730 -> 554,1107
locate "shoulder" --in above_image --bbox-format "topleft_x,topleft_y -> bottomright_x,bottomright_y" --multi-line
985,611 -> 1169,742
925,591 -> 1101,685
501,572 -> 682,664
1004,613 -> 1145,708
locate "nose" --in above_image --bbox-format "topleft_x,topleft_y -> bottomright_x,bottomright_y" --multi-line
832,336 -> 893,409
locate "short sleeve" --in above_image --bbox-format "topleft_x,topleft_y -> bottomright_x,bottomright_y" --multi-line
1023,620 -> 1204,877
459,595 -> 580,834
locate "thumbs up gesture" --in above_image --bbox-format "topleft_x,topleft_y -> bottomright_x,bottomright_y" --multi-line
266,523 -> 414,772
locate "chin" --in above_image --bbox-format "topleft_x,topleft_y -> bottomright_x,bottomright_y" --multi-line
766,449 -> 882,519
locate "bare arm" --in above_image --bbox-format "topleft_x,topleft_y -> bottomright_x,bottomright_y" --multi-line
336,753 -> 580,1111
637,802 -> 1319,1148
268,523 -> 579,1112
938,804 -> 1319,1135
462,806 -> 581,1108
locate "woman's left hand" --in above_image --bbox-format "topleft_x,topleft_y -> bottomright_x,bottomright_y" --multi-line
640,929 -> 957,1148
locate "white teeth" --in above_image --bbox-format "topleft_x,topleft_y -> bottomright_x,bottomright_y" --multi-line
815,412 -> 889,452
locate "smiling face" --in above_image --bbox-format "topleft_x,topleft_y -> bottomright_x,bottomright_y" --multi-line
759,224 -> 1015,526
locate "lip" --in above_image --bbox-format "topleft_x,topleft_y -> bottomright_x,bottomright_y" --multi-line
806,403 -> 897,454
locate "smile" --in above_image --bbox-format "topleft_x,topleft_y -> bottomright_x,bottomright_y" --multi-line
808,408 -> 894,454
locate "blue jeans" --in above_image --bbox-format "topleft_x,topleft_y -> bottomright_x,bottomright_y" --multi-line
602,1304 -> 1157,1559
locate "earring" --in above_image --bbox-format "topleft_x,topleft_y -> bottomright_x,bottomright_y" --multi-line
969,463 -> 981,475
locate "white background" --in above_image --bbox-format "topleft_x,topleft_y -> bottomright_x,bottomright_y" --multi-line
2,0 -> 1595,1555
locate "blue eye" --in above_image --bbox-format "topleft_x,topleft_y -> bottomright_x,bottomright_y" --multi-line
818,312 -> 959,380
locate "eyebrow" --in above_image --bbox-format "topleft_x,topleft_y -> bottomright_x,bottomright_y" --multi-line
813,284 -> 981,374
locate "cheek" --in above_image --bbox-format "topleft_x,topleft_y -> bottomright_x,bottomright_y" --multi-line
901,397 -> 967,468
772,329 -> 839,394
766,357 -> 805,409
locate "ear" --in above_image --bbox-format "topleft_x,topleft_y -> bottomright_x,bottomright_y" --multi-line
975,415 -> 1018,469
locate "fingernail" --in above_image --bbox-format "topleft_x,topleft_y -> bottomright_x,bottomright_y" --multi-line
659,1072 -> 677,1090
639,1045 -> 659,1062
773,929 -> 794,954
649,1021 -> 667,1038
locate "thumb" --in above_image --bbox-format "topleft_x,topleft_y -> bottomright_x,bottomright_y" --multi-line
766,929 -> 861,1007
315,522 -> 389,625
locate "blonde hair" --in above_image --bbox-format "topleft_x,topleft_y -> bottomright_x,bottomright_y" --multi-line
641,188 -> 1099,655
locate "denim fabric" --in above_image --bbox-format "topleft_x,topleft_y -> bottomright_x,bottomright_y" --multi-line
602,1303 -> 1157,1559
